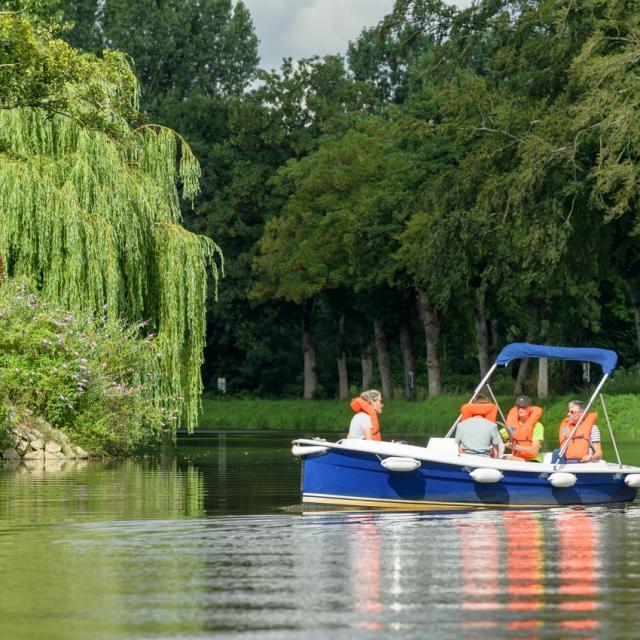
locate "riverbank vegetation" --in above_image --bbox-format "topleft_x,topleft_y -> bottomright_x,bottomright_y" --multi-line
0,8 -> 221,448
6,1 -> 640,448
0,281 -> 170,454
198,393 -> 640,438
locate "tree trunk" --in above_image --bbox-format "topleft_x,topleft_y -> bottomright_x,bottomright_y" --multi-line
474,288 -> 491,377
490,318 -> 499,350
374,320 -> 394,399
536,319 -> 549,398
537,357 -> 548,398
336,313 -> 348,401
416,288 -> 442,396
630,279 -> 640,354
399,318 -> 417,400
301,299 -> 318,399
514,328 -> 534,394
361,342 -> 373,390
514,358 -> 530,395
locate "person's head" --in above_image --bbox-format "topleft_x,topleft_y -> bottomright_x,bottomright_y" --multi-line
475,393 -> 490,403
567,400 -> 586,425
515,395 -> 531,417
361,389 -> 383,413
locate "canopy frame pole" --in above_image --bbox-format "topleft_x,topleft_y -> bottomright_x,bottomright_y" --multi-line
484,383 -> 507,425
599,393 -> 622,468
555,373 -> 609,468
445,363 -> 498,438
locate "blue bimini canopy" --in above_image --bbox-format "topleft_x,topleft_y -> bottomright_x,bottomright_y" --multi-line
495,343 -> 618,375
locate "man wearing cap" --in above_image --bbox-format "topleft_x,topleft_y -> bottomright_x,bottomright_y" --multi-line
500,395 -> 545,462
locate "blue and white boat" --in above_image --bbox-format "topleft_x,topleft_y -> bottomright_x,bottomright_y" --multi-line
292,344 -> 640,509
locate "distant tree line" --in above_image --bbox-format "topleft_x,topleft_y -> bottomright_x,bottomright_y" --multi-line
32,0 -> 640,399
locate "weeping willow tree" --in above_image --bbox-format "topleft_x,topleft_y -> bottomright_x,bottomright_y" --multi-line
0,11 -> 223,431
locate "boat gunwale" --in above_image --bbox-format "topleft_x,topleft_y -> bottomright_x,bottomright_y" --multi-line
291,437 -> 640,476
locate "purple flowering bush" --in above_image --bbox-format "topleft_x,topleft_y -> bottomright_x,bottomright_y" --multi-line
0,281 -> 174,454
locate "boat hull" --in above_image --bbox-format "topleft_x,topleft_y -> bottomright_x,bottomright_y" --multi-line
300,446 -> 638,509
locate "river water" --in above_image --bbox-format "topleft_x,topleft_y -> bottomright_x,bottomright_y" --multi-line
2,432 -> 640,639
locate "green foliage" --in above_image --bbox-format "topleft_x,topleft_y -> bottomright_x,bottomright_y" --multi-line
16,0 -> 640,400
243,0 -> 640,397
0,12 -> 222,430
197,393 -> 640,440
0,280 -> 170,454
28,0 -> 259,112
0,12 -> 138,134
252,122 -> 413,303
100,0 -> 258,113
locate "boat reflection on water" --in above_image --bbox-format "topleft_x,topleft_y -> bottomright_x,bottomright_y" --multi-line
458,509 -> 601,637
348,514 -> 383,631
337,506 -> 603,637
459,516 -> 501,620
504,512 -> 544,633
557,510 -> 600,633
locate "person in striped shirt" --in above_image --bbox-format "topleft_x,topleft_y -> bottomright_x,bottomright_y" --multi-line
552,400 -> 603,464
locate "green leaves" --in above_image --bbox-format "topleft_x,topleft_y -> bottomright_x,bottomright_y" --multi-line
252,122 -> 413,303
0,281 -> 167,453
0,15 -> 139,135
0,13 -> 222,431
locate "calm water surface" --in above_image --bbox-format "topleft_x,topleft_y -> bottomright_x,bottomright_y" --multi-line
2,432 -> 640,639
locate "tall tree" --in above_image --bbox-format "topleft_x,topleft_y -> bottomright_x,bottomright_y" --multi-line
0,11 -> 221,429
243,57 -> 379,397
40,0 -> 259,113
252,118 -> 413,396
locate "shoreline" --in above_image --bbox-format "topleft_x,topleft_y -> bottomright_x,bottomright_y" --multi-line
195,394 -> 640,436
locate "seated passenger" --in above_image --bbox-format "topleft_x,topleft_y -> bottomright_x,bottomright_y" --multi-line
552,400 -> 602,464
500,395 -> 544,462
455,395 -> 501,457
346,389 -> 383,440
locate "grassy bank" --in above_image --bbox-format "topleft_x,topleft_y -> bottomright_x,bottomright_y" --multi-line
198,394 -> 640,437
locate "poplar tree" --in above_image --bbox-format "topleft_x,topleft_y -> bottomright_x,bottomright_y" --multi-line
0,12 -> 222,431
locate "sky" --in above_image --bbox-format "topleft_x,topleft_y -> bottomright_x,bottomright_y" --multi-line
242,0 -> 472,72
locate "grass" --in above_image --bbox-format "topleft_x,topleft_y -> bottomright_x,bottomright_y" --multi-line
198,393 -> 640,437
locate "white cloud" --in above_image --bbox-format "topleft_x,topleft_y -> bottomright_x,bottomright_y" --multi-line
286,0 -> 391,56
241,0 -> 474,71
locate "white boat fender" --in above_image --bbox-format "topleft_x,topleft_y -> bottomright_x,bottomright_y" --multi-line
291,445 -> 329,457
381,457 -> 421,472
469,468 -> 503,483
624,474 -> 640,488
548,472 -> 577,488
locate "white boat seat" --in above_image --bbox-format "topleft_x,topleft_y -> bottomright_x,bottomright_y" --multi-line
425,437 -> 459,457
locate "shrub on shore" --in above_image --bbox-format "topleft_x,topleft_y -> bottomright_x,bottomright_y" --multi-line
0,281 -> 174,454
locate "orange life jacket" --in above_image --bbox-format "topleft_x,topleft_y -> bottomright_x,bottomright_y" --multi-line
504,405 -> 543,460
559,412 -> 598,460
350,397 -> 381,441
460,402 -> 498,423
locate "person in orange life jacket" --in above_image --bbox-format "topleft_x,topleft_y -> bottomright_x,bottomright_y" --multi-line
455,394 -> 501,457
347,389 -> 383,440
551,400 -> 603,464
500,395 -> 545,462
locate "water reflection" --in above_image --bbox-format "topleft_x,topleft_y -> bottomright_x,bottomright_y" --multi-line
557,510 -> 600,634
330,507 -> 611,638
0,434 -> 638,639
348,514 -> 383,630
505,512 -> 543,612
0,454 -> 205,524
